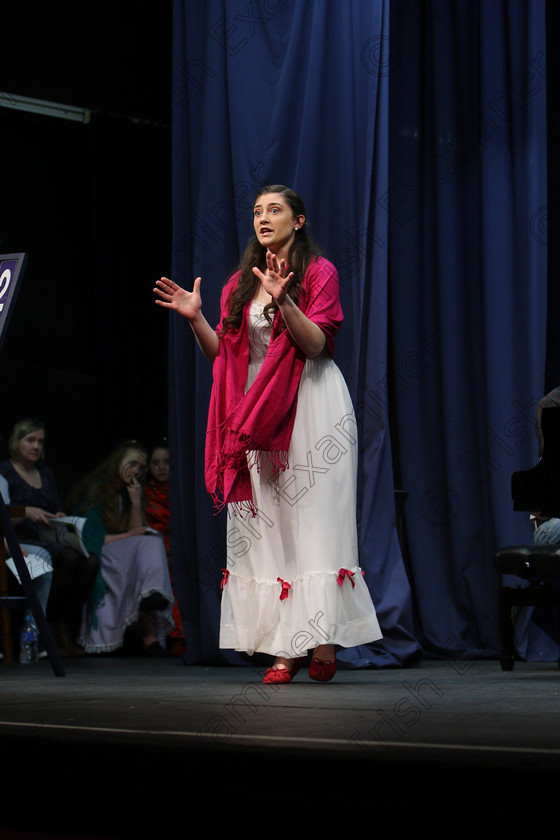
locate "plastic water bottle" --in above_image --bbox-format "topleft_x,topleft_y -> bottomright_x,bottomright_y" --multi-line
19,613 -> 39,664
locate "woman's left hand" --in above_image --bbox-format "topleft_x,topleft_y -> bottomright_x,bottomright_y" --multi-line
252,250 -> 293,303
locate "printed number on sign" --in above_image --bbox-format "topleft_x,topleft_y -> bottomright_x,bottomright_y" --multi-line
0,267 -> 11,313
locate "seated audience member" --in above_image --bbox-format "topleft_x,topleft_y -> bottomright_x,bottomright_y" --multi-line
0,418 -> 99,656
533,387 -> 560,546
0,471 -> 52,617
145,440 -> 185,655
67,440 -> 174,656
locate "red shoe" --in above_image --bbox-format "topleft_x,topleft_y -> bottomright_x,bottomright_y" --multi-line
309,657 -> 336,682
263,658 -> 304,684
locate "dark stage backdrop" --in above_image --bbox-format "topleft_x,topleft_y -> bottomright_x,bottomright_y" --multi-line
168,0 -> 552,667
388,0 -> 550,661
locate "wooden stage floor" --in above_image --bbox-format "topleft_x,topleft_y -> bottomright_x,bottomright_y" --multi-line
0,654 -> 558,837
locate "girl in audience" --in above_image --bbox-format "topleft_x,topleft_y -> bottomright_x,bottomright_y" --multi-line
67,440 -> 174,656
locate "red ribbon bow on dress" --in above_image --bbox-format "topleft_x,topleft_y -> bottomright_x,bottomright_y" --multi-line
277,577 -> 291,601
221,569 -> 230,590
337,568 -> 355,588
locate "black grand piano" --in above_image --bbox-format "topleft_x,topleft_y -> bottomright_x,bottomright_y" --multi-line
511,405 -> 560,518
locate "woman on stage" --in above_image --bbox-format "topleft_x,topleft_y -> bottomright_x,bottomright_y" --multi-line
155,185 -> 381,683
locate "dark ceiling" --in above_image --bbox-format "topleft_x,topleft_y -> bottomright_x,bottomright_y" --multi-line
3,2 -> 172,125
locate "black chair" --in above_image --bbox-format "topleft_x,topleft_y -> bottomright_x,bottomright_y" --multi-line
0,499 -> 64,675
0,505 -> 25,662
493,544 -> 560,671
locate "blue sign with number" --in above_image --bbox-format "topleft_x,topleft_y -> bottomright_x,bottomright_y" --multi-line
0,253 -> 27,354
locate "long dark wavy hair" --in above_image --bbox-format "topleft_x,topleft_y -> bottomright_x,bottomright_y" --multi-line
219,185 -> 321,334
67,440 -> 148,534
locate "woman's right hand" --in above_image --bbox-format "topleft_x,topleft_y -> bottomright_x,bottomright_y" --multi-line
25,506 -> 55,526
154,275 -> 220,362
154,276 -> 202,322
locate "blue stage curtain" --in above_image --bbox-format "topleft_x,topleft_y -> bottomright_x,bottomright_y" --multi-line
388,0 -> 550,660
168,0 -> 420,667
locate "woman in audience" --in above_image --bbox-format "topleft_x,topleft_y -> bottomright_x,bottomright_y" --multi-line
67,439 -> 174,656
0,418 -> 99,656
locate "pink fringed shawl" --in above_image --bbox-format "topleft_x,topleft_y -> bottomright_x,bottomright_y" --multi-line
205,256 -> 343,513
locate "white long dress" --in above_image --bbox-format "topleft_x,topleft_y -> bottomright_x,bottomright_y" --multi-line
219,301 -> 382,658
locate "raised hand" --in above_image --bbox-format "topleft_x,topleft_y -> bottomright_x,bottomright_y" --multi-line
154,274 -> 220,361
154,276 -> 202,322
126,478 -> 144,509
252,250 -> 294,303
